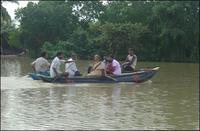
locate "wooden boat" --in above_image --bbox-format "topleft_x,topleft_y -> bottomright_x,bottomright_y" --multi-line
35,67 -> 159,83
28,71 -> 50,80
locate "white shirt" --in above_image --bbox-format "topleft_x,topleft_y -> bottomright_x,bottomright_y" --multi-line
65,58 -> 78,77
127,55 -> 133,61
127,54 -> 137,69
112,59 -> 121,75
50,57 -> 63,78
31,57 -> 50,73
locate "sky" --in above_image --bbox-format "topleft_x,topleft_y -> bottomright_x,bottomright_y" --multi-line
2,1 -> 39,23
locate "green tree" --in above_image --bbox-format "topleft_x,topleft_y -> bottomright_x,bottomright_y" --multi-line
1,0 -> 18,54
9,1 -> 199,62
41,41 -> 76,58
14,1 -> 79,56
149,1 -> 199,62
1,0 -> 18,24
87,22 -> 151,59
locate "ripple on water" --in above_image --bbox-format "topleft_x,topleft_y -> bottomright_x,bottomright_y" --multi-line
1,59 -> 199,130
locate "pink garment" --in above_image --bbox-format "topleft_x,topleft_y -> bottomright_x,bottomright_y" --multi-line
112,59 -> 121,75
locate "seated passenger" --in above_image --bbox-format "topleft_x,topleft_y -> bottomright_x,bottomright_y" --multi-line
106,54 -> 121,75
87,54 -> 106,76
122,48 -> 137,71
65,53 -> 81,77
50,52 -> 68,78
31,51 -> 50,75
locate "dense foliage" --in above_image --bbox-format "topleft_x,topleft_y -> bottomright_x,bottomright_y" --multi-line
4,1 -> 200,62
1,0 -> 19,54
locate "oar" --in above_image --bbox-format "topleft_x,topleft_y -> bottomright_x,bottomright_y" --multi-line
105,75 -> 117,82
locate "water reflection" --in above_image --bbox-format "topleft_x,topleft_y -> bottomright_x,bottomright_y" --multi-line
1,79 -> 199,130
1,56 -> 33,77
68,86 -> 77,97
1,59 -> 21,76
111,85 -> 121,111
1,57 -> 199,130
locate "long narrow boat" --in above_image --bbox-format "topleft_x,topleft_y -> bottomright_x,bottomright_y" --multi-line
28,72 -> 50,80
36,67 -> 159,83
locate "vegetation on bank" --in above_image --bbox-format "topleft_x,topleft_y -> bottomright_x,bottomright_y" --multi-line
1,1 -> 199,62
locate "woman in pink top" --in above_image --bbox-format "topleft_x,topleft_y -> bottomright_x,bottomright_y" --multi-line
106,54 -> 121,75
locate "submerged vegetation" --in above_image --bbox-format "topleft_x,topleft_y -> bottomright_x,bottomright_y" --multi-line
1,1 -> 199,62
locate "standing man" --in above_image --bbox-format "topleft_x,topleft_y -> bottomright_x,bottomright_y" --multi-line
31,51 -> 50,75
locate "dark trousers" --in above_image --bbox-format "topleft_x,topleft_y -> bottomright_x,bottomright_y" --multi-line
123,66 -> 134,72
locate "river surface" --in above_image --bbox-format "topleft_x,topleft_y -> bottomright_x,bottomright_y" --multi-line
1,56 -> 199,130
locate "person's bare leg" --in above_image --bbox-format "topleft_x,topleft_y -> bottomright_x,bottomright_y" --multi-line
61,72 -> 68,77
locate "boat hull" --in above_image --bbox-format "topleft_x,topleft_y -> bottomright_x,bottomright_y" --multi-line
28,71 -> 50,80
36,67 -> 159,83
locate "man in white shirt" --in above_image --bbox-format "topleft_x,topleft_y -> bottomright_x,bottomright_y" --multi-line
50,52 -> 68,78
31,51 -> 50,75
65,54 -> 81,77
122,48 -> 137,71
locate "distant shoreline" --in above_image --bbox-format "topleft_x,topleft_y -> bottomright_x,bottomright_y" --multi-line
1,55 -> 199,64
1,52 -> 27,57
1,49 -> 28,57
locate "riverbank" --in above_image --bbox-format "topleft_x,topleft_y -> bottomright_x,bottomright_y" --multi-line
1,49 -> 28,57
1,54 -> 199,64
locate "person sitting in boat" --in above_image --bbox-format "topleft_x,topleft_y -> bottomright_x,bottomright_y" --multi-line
87,54 -> 106,76
31,51 -> 50,75
50,52 -> 69,78
106,54 -> 121,75
88,55 -> 107,74
65,53 -> 81,77
122,48 -> 137,71
103,55 -> 109,65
